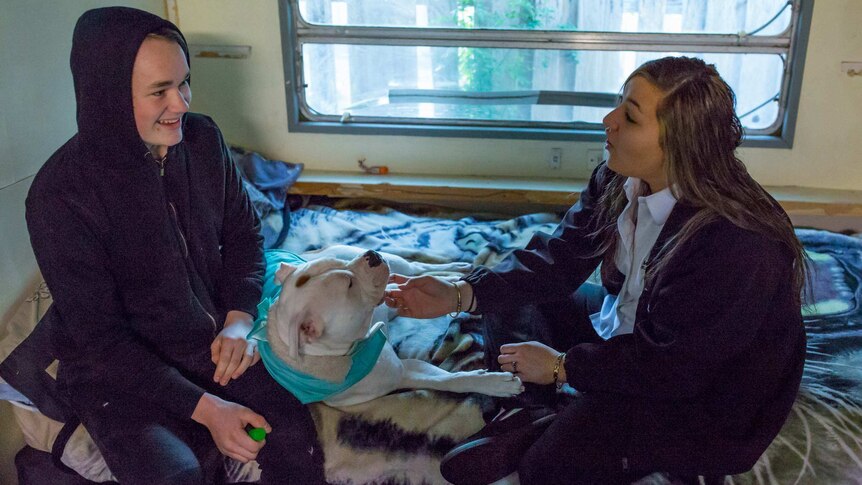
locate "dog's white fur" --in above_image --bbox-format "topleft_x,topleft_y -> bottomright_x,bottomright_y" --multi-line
267,245 -> 523,407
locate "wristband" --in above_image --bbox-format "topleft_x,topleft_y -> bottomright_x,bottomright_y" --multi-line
552,352 -> 565,391
448,281 -> 462,318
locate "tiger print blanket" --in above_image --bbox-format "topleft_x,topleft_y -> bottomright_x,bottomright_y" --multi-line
267,206 -> 862,485
3,203 -> 862,484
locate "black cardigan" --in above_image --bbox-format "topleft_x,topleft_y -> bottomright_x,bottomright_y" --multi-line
26,114 -> 264,419
465,164 -> 805,471
25,7 -> 263,420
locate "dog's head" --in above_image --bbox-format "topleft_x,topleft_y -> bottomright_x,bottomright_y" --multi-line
268,250 -> 389,360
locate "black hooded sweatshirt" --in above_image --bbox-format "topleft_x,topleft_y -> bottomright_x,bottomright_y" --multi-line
25,7 -> 264,419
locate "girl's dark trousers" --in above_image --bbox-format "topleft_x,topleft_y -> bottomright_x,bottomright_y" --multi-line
481,283 -> 672,485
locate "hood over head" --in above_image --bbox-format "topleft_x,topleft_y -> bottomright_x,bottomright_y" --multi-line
71,7 -> 189,169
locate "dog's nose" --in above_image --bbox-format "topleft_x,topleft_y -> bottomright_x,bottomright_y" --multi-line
364,250 -> 383,267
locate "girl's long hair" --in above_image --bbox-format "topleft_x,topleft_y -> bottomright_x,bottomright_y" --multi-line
592,56 -> 807,302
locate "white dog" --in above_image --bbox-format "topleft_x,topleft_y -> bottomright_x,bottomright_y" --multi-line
264,245 -> 524,407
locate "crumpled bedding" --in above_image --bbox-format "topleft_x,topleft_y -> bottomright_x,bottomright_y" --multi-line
272,200 -> 559,268
1,201 -> 561,485
266,208 -> 862,485
4,201 -> 862,484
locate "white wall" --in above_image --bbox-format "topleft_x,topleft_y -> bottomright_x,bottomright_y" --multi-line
176,0 -> 862,191
0,2 -> 164,482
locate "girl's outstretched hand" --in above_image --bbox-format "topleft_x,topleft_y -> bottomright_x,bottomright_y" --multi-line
384,274 -> 464,319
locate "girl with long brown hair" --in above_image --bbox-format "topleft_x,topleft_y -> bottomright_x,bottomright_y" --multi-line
386,56 -> 807,484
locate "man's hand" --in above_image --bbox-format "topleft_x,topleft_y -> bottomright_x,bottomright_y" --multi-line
192,393 -> 270,463
211,310 -> 259,385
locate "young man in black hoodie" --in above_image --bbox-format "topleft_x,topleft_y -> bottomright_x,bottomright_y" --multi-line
26,7 -> 326,484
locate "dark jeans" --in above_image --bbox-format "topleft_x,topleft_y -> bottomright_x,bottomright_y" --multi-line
482,282 -> 606,408
481,283 -> 655,485
70,351 -> 325,485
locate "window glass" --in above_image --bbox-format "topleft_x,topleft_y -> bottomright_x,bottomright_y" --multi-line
285,0 -> 809,142
297,0 -> 791,35
303,46 -> 782,130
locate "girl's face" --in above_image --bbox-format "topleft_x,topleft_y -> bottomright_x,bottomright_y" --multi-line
602,76 -> 668,193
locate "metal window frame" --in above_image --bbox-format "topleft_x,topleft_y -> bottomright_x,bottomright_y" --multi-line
279,0 -> 814,147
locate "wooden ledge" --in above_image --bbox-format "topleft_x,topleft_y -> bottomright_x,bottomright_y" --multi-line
290,170 -> 862,217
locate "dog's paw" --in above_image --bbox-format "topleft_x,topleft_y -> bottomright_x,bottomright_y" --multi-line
476,371 -> 524,397
443,262 -> 473,273
410,261 -> 473,276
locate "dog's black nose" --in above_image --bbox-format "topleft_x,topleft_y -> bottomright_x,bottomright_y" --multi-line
364,250 -> 383,267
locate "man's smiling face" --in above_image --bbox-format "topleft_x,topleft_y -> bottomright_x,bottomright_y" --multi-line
131,36 -> 190,159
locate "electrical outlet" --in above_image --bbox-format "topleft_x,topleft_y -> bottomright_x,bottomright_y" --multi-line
586,149 -> 604,169
842,61 -> 862,76
549,148 -> 562,169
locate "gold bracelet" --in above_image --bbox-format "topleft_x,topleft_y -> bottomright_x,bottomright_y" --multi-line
552,352 -> 565,391
448,281 -> 462,318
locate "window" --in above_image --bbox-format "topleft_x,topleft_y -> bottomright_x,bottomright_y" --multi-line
279,0 -> 813,146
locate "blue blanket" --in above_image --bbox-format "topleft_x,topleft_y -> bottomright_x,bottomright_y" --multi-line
3,201 -> 862,484
264,205 -> 862,484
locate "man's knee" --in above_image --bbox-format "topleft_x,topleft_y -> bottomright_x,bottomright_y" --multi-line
150,466 -> 206,485
111,457 -> 208,485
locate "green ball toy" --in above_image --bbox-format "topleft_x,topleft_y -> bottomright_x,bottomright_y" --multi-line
247,427 -> 267,442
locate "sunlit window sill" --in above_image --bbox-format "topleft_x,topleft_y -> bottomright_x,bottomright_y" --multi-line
290,170 -> 862,218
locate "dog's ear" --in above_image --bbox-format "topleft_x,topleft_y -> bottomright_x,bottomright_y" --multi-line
283,310 -> 323,359
281,308 -> 306,360
282,314 -> 321,360
300,320 -> 321,342
274,262 -> 298,285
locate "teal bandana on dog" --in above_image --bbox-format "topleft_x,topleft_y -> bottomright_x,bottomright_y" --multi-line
248,250 -> 387,404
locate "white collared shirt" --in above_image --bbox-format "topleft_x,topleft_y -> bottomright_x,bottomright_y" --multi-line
590,177 -> 677,339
